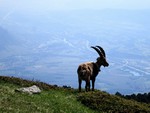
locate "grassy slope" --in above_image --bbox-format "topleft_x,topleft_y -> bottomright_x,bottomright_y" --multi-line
0,76 -> 95,113
0,76 -> 150,113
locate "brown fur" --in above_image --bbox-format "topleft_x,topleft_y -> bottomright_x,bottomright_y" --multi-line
77,46 -> 109,92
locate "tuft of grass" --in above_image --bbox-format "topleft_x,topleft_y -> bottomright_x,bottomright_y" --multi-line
77,91 -> 150,113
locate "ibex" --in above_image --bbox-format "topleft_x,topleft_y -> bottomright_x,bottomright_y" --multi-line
77,46 -> 109,92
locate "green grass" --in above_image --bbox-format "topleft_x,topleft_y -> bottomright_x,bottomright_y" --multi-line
0,76 -> 96,113
0,76 -> 150,113
77,91 -> 150,113
0,86 -> 94,113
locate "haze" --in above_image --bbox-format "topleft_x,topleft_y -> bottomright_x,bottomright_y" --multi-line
1,0 -> 150,12
0,0 -> 150,94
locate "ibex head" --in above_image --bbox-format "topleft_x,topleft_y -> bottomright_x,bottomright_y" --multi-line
91,46 -> 109,67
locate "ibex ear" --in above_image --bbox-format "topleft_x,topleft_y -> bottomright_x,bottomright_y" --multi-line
91,46 -> 103,57
96,46 -> 106,57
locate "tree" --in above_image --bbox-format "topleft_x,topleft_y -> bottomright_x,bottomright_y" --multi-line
115,92 -> 123,97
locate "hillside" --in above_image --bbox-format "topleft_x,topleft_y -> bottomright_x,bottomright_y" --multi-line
0,76 -> 150,113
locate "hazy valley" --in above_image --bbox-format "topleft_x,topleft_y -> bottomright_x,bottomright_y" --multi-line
0,9 -> 150,94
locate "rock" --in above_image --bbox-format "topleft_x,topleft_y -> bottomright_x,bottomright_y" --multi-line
15,85 -> 41,94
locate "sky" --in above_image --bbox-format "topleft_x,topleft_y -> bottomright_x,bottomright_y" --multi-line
0,0 -> 150,12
